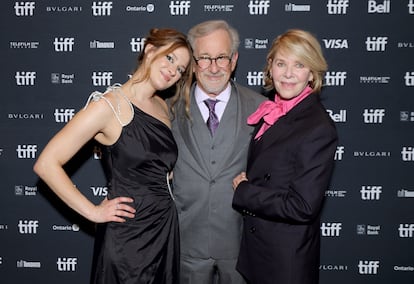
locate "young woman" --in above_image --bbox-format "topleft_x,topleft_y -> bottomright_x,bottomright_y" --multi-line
34,28 -> 193,284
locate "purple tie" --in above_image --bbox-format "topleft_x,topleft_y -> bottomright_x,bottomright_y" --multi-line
204,99 -> 219,136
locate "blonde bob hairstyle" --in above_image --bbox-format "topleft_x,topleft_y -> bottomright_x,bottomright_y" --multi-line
263,29 -> 327,93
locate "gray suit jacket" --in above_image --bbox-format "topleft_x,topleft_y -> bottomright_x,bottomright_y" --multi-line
171,81 -> 265,259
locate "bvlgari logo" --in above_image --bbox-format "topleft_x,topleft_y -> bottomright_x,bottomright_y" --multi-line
8,113 -> 44,120
319,264 -> 348,271
46,6 -> 83,13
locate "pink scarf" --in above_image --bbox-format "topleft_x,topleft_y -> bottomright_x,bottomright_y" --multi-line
248,86 -> 313,140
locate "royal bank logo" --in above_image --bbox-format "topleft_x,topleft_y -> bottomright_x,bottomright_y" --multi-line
360,185 -> 382,200
90,40 -> 115,49
126,4 -> 155,13
324,71 -> 347,86
169,1 -> 190,15
248,0 -> 270,15
244,38 -> 268,49
334,146 -> 344,161
366,36 -> 388,51
10,41 -> 39,49
357,224 -> 381,236
130,38 -> 145,52
401,146 -> 414,161
92,71 -> 113,86
15,185 -> 38,196
360,76 -> 390,84
323,39 -> 348,49
320,222 -> 342,237
15,71 -> 36,86
92,1 -> 112,16
55,109 -> 75,123
14,1 -> 35,16
358,260 -> 380,274
327,109 -> 347,123
405,72 -> 414,86
204,4 -> 234,12
368,0 -> 390,13
327,0 -> 349,14
51,73 -> 75,84
285,3 -> 310,12
246,71 -> 264,86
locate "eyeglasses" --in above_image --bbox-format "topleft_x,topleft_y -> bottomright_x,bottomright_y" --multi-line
193,55 -> 232,69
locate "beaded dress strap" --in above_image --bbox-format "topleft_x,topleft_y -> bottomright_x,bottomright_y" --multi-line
83,83 -> 134,127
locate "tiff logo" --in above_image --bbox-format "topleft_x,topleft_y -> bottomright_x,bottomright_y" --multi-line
18,220 -> 38,234
16,144 -> 37,159
55,109 -> 75,123
54,37 -> 74,52
409,0 -> 414,14
366,37 -> 388,51
363,109 -> 385,123
327,0 -> 349,14
368,0 -> 390,13
92,72 -> 113,86
324,71 -> 346,86
320,223 -> 342,237
130,38 -> 145,52
169,1 -> 190,15
247,71 -> 264,86
361,185 -> 382,200
398,224 -> 414,237
248,0 -> 270,15
57,257 -> 77,271
401,146 -> 414,161
358,260 -> 380,274
14,1 -> 35,16
334,146 -> 344,161
15,71 -> 36,85
92,1 -> 113,16
404,72 -> 414,86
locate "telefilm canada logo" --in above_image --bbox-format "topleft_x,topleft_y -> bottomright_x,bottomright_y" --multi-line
204,4 -> 234,12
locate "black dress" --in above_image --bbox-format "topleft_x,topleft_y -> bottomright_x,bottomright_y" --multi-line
90,89 -> 179,284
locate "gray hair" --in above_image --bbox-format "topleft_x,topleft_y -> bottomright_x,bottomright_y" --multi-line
187,20 -> 240,54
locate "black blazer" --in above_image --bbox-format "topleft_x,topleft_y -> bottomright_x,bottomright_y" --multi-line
233,94 -> 338,284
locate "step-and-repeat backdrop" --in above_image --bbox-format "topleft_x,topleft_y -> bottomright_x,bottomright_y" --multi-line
1,1 -> 413,283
